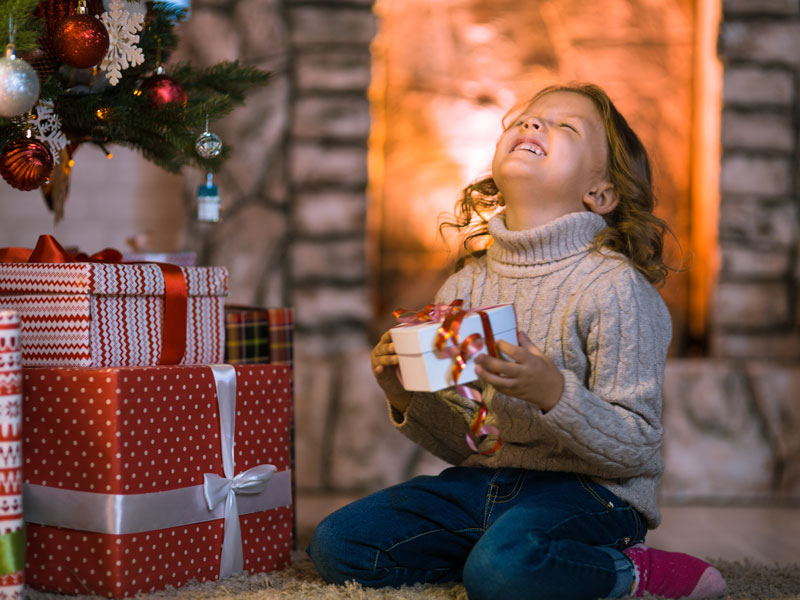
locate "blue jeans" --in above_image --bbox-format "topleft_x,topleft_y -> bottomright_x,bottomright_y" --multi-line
307,467 -> 646,600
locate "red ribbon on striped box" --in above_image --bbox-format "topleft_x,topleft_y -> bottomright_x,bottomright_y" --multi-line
0,235 -> 227,367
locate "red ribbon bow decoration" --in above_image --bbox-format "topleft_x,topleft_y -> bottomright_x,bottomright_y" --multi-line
394,299 -> 502,455
0,234 -> 188,365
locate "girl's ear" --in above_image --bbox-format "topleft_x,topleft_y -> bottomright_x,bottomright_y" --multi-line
583,182 -> 619,215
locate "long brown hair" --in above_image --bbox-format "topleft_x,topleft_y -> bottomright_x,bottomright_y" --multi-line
440,82 -> 676,286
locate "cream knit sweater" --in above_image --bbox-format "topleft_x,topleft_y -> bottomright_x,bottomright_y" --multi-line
390,211 -> 672,529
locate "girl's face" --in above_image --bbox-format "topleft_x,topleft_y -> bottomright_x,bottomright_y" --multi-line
491,91 -> 612,218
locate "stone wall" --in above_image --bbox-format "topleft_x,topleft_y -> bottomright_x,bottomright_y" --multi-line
171,0 -> 800,503
712,0 -> 800,360
173,0 -> 432,495
660,0 -> 800,502
3,0 -> 792,503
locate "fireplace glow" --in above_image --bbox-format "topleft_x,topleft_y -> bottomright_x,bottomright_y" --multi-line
370,0 -> 722,352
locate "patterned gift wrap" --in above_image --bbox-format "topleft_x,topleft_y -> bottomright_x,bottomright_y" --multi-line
0,312 -> 23,599
0,262 -> 228,367
22,364 -> 293,598
224,306 -> 294,366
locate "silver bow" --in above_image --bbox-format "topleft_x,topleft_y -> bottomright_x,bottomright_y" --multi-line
24,364 -> 291,581
206,364 -> 277,578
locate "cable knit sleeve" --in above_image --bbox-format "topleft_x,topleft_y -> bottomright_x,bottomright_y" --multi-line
538,265 -> 671,476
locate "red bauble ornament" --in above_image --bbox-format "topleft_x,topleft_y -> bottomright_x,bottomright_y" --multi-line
141,74 -> 188,107
52,13 -> 109,69
21,47 -> 60,82
0,138 -> 54,191
34,0 -> 105,72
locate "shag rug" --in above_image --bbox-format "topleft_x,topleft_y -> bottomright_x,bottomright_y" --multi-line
25,552 -> 800,600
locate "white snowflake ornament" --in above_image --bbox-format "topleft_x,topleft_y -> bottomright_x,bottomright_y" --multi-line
31,99 -> 67,163
100,0 -> 145,86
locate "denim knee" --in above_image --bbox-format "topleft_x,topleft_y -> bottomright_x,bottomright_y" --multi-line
307,511 -> 389,586
307,513 -> 353,585
463,531 -> 551,600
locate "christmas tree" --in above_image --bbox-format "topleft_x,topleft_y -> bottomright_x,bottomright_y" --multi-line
0,0 -> 269,220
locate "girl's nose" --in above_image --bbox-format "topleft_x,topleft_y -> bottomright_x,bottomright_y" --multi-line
521,117 -> 544,131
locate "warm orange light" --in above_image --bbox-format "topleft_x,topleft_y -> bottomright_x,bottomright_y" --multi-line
369,0 -> 719,348
96,108 -> 110,120
67,159 -> 75,167
106,152 -> 113,159
690,0 -> 722,341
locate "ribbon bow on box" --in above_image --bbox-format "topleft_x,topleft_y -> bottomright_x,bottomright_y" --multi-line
23,364 -> 292,581
203,365 -> 279,577
0,234 -> 188,365
394,299 -> 504,455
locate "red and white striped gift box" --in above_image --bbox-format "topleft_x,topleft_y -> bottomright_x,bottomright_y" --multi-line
0,262 -> 228,367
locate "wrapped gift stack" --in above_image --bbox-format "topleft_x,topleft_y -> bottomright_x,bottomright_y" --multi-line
0,311 -> 24,600
0,236 -> 295,598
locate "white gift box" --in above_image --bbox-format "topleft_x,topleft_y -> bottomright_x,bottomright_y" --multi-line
390,303 -> 517,392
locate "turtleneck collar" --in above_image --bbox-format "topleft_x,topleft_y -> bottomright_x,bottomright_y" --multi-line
486,211 -> 607,277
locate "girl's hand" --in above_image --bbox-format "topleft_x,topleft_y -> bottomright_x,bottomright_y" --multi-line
371,329 -> 413,413
474,330 -> 564,412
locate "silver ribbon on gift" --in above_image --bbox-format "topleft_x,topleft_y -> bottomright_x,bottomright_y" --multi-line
24,364 -> 291,579
203,364 -> 277,577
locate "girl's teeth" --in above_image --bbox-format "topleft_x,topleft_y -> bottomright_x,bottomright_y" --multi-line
514,142 -> 544,156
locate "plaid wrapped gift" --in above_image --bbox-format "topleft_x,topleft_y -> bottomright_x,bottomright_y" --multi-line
224,306 -> 294,365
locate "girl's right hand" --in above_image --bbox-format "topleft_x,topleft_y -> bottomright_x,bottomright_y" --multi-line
370,329 -> 413,413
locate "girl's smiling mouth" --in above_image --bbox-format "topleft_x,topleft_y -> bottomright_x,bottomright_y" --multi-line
511,138 -> 546,156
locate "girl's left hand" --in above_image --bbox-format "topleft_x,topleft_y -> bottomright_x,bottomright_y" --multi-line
474,330 -> 564,412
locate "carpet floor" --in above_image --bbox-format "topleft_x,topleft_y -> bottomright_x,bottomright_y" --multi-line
26,551 -> 800,599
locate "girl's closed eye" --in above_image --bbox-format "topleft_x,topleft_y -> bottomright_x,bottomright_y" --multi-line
559,122 -> 577,132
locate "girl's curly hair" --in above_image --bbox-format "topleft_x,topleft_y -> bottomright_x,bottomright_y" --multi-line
441,82 -> 677,287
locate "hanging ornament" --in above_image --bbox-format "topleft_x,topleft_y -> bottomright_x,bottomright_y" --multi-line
141,66 -> 187,107
42,144 -> 77,223
20,47 -> 59,83
99,0 -> 144,86
195,116 -> 222,159
31,99 -> 68,164
0,137 -> 54,191
0,20 -> 41,118
34,0 -> 105,76
195,130 -> 222,159
101,0 -> 146,16
52,0 -> 110,69
197,173 -> 221,222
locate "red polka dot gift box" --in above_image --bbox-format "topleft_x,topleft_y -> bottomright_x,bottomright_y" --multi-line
21,364 -> 293,597
0,237 -> 228,368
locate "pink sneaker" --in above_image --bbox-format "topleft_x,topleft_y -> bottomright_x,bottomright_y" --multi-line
623,544 -> 727,598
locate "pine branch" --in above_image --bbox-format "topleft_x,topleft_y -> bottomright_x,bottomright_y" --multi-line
0,0 -> 42,53
171,61 -> 271,103
141,1 -> 183,63
0,0 -> 270,199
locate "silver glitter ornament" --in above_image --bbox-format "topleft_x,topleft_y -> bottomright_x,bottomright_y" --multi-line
195,130 -> 222,159
0,44 -> 40,118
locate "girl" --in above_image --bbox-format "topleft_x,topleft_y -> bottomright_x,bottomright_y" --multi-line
308,83 -> 727,600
